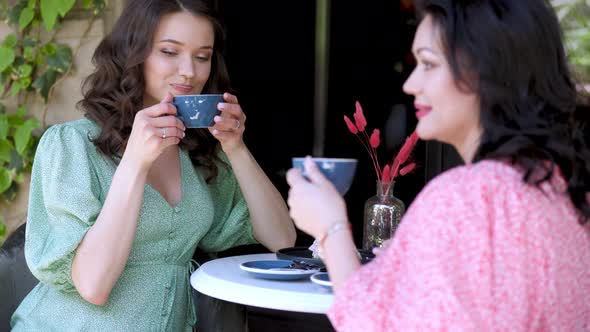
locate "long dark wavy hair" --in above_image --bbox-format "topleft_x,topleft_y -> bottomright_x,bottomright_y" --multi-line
415,0 -> 590,223
78,0 -> 230,181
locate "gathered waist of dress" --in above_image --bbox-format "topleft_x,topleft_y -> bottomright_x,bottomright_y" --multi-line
126,260 -> 188,268
124,258 -> 200,326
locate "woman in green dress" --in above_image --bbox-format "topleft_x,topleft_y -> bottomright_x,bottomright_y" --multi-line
11,0 -> 296,330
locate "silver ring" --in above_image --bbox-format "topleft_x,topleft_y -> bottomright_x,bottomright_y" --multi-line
235,120 -> 240,130
161,127 -> 167,139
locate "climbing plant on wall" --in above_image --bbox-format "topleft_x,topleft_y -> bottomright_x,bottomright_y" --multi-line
0,0 -> 106,242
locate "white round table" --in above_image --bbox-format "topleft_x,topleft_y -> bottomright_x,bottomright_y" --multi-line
190,253 -> 333,314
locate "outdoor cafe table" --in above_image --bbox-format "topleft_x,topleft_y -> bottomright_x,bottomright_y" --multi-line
190,253 -> 333,314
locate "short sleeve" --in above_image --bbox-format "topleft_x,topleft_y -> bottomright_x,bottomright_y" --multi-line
25,124 -> 102,293
198,152 -> 257,252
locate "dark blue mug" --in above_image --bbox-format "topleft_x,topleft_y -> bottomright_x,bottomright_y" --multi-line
172,94 -> 224,128
292,157 -> 358,195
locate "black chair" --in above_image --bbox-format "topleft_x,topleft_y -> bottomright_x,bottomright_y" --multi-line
0,223 -> 38,332
192,246 -> 259,332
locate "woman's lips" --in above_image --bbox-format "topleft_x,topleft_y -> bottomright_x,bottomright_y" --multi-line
414,104 -> 432,119
171,84 -> 193,94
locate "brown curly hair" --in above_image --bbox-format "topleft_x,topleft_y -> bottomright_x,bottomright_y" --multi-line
78,0 -> 231,182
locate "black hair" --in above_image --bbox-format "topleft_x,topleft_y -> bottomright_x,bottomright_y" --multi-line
415,0 -> 590,223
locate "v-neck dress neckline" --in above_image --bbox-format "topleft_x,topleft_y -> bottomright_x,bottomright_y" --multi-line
145,148 -> 188,210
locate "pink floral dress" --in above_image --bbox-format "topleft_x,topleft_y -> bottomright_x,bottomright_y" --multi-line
328,160 -> 590,331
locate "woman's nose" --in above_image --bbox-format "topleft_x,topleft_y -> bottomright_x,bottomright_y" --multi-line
178,57 -> 195,79
402,69 -> 419,96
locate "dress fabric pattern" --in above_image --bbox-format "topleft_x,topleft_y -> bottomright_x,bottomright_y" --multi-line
328,161 -> 590,332
11,118 -> 256,331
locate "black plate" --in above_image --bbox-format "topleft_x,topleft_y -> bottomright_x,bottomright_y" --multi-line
276,246 -> 375,268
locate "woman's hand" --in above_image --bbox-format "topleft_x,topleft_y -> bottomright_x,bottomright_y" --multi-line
210,92 -> 246,154
123,93 -> 186,171
286,156 -> 348,239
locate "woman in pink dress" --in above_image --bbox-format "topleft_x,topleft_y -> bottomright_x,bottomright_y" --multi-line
287,0 -> 590,331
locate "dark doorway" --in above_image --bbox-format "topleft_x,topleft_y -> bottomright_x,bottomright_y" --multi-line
213,1 -> 457,248
207,1 -> 463,331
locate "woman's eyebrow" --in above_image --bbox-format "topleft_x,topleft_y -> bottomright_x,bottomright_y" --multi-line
158,39 -> 213,50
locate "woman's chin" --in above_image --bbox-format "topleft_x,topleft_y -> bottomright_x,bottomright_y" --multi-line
415,123 -> 433,141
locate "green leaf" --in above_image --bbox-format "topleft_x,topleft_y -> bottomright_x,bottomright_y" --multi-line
0,115 -> 8,139
9,150 -> 24,172
0,168 -> 11,194
19,64 -> 33,77
0,221 -> 5,237
93,0 -> 107,11
8,2 -> 27,26
7,114 -> 25,127
17,106 -> 27,118
40,42 -> 56,56
28,0 -> 37,8
23,36 -> 38,48
40,0 -> 59,31
15,119 -> 40,155
15,172 -> 25,184
32,69 -> 58,102
24,47 -> 35,62
3,183 -> 20,201
20,77 -> 32,89
0,139 -> 13,163
12,56 -> 26,69
19,7 -> 35,30
0,47 -> 15,72
80,0 -> 106,11
2,34 -> 17,48
57,0 -> 76,17
10,81 -> 22,96
46,44 -> 72,73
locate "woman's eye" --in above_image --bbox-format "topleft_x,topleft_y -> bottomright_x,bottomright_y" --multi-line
161,50 -> 177,56
422,61 -> 435,70
194,55 -> 211,62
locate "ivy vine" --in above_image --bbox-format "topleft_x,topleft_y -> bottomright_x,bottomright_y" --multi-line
0,0 -> 105,241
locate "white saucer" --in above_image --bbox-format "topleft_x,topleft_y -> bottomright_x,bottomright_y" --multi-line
240,260 -> 319,280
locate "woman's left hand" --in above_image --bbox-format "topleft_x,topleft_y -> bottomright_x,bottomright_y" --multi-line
209,92 -> 246,153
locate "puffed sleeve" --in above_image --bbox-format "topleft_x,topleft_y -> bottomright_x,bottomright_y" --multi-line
327,163 -> 543,331
198,152 -> 257,252
24,124 -> 102,293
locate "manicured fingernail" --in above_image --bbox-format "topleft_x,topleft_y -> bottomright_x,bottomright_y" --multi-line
212,129 -> 219,135
182,132 -> 185,138
214,116 -> 222,122
218,103 -> 225,110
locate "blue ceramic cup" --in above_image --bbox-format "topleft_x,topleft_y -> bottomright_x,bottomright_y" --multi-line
292,157 -> 358,195
172,94 -> 224,128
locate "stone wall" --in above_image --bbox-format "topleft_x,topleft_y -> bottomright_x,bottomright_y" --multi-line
1,1 -> 124,237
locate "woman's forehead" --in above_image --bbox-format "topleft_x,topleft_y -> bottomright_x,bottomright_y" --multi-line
154,11 -> 215,48
412,15 -> 443,57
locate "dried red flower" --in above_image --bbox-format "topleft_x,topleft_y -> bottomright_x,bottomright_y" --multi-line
354,101 -> 367,131
343,115 -> 358,134
399,162 -> 417,176
382,164 -> 392,184
369,129 -> 381,148
344,100 -> 419,188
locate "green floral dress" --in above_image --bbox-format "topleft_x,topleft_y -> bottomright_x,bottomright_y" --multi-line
11,118 -> 256,331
